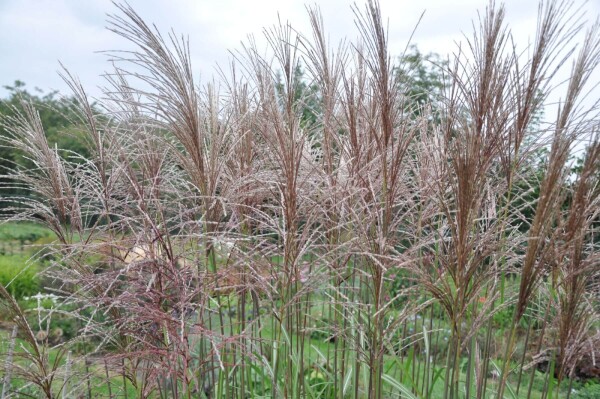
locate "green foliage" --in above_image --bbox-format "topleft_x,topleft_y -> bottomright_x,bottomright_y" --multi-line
0,81 -> 91,208
0,222 -> 53,243
309,316 -> 334,341
492,303 -> 516,330
305,365 -> 335,399
396,45 -> 447,114
275,64 -> 320,128
0,255 -> 39,299
18,297 -> 80,340
387,269 -> 416,308
572,380 -> 600,399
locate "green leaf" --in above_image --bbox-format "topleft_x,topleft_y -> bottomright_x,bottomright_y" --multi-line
383,373 -> 419,399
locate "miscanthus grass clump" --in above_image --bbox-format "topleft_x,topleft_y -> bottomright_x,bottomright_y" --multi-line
1,1 -> 600,398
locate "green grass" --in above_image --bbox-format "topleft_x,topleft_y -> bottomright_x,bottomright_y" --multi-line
0,222 -> 54,242
0,222 -> 55,299
0,222 -> 55,257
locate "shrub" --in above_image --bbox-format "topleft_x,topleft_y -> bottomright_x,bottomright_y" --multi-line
0,255 -> 40,299
492,304 -> 515,330
572,381 -> 600,399
19,297 -> 80,340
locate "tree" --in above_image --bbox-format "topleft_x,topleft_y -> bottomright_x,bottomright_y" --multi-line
396,44 -> 448,115
0,81 -> 91,208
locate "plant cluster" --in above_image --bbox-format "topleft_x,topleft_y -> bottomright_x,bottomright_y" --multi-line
1,1 -> 600,398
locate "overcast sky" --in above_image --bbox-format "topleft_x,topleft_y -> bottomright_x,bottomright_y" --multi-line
1,0 -> 599,105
